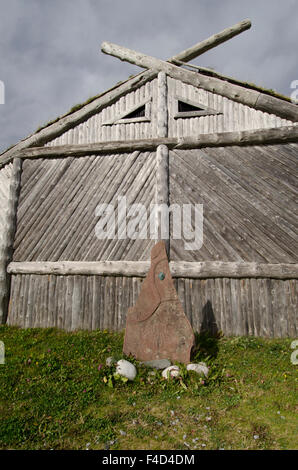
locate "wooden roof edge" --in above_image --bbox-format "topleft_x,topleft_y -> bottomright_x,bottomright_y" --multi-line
0,68 -> 157,163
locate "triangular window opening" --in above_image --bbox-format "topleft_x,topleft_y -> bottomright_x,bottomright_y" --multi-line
175,97 -> 221,119
123,104 -> 146,119
102,98 -> 151,126
178,101 -> 205,113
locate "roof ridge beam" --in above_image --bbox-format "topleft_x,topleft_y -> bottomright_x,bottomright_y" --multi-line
101,41 -> 298,123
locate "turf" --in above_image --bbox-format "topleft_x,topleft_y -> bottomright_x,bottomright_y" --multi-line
0,325 -> 297,450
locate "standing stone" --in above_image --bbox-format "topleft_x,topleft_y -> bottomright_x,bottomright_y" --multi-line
123,241 -> 195,364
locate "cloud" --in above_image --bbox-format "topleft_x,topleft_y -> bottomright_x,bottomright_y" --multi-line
0,0 -> 297,153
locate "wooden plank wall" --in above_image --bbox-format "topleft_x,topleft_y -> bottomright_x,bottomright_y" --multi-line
7,273 -> 297,337
13,152 -> 156,262
44,76 -> 295,147
167,77 -> 294,137
45,79 -> 158,146
170,143 -> 298,263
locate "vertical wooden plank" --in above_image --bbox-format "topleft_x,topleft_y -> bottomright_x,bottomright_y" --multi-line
184,278 -> 192,326
65,275 -> 74,331
264,279 -> 274,337
288,280 -> 297,337
279,280 -> 288,337
259,279 -> 269,337
250,277 -> 260,336
215,278 -> 224,334
223,278 -> 232,336
91,276 -> 99,330
177,278 -> 186,318
157,72 -> 168,138
57,275 -> 65,330
239,278 -> 249,335
48,274 -> 57,328
71,275 -> 82,331
246,278 -> 254,336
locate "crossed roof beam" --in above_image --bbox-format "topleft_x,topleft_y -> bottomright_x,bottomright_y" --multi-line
101,19 -> 298,122
103,19 -> 252,69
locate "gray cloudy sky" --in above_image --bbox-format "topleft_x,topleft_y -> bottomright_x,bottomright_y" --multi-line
0,0 -> 297,153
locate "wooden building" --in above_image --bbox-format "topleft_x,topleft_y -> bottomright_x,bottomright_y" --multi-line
0,21 -> 297,336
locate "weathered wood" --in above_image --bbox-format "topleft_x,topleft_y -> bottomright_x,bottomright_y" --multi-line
157,72 -> 168,138
169,20 -> 251,63
2,125 -> 296,167
0,158 -> 22,323
101,41 -> 298,122
7,273 -> 297,337
7,260 -> 298,279
2,36 -> 251,165
12,152 -> 156,263
155,145 -> 170,254
170,146 -> 298,263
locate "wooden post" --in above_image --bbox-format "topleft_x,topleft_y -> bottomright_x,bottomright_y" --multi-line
0,158 -> 22,324
157,72 -> 168,138
155,144 -> 170,256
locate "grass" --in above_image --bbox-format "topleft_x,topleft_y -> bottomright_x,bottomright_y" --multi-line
0,325 -> 297,450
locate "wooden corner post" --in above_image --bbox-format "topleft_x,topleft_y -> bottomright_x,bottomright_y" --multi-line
0,158 -> 22,324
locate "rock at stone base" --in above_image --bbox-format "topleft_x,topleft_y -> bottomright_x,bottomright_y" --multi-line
186,362 -> 209,377
162,365 -> 181,379
142,359 -> 171,370
116,359 -> 137,381
106,356 -> 116,367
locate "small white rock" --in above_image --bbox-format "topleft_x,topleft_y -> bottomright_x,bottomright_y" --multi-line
116,359 -> 137,381
162,365 -> 180,379
106,356 -> 116,367
187,362 -> 209,377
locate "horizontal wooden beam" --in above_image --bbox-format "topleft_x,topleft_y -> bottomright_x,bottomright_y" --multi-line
8,261 -> 150,277
176,125 -> 298,148
5,125 -> 297,164
8,261 -> 298,279
169,19 -> 251,63
101,41 -> 298,123
170,261 -> 298,280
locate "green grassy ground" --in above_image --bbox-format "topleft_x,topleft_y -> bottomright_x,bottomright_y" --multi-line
0,325 -> 297,450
